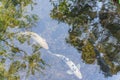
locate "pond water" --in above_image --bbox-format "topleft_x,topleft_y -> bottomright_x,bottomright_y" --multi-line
0,0 -> 120,80
28,0 -> 120,80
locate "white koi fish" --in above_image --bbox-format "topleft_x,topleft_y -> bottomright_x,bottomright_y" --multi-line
18,31 -> 82,79
47,50 -> 82,79
18,31 -> 49,49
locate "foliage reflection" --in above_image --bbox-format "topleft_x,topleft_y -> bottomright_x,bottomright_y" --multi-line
0,1 -> 46,80
50,0 -> 120,77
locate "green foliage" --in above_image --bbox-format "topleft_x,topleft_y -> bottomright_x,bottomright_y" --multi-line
0,0 -> 45,80
0,0 -> 38,33
50,0 -> 92,26
51,0 -> 120,77
82,40 -> 96,64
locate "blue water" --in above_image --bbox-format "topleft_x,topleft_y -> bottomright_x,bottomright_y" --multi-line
21,0 -> 120,80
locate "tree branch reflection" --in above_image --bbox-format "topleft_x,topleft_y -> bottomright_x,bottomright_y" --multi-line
51,0 -> 120,77
0,1 -> 46,80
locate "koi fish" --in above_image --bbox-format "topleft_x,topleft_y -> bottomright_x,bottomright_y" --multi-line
18,31 -> 82,79
47,50 -> 82,79
18,31 -> 49,49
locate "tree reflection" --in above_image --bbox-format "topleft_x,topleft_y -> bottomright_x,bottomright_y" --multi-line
0,1 -> 46,80
51,0 -> 120,77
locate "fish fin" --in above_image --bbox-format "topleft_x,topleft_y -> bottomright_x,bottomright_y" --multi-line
66,70 -> 73,75
77,64 -> 80,69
